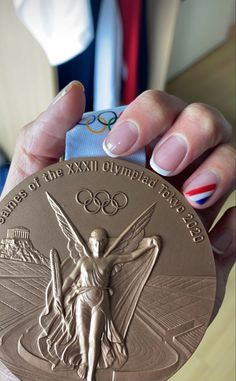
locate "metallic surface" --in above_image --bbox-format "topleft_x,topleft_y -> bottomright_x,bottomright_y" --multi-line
0,158 -> 216,381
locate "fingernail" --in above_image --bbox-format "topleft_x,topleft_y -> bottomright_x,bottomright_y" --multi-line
52,80 -> 84,105
212,230 -> 233,255
183,171 -> 218,205
150,135 -> 187,176
103,121 -> 139,157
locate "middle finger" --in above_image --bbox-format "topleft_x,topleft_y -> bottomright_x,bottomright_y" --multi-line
150,102 -> 232,176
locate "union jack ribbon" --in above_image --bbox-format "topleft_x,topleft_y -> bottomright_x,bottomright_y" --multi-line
185,184 -> 216,205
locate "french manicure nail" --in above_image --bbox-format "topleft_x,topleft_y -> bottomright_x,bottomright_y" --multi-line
103,121 -> 139,157
150,135 -> 187,176
212,230 -> 233,255
52,80 -> 84,106
183,171 -> 218,205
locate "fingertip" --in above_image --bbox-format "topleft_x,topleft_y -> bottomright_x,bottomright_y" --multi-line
102,120 -> 139,157
149,134 -> 188,177
182,170 -> 219,209
149,155 -> 171,176
49,80 -> 86,124
102,140 -> 119,158
51,80 -> 85,106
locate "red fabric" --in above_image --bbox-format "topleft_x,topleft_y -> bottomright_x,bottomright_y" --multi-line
118,0 -> 142,104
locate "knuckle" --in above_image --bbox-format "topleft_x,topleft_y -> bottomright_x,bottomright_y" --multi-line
139,90 -> 169,124
218,143 -> 236,161
186,103 -> 217,137
141,89 -> 164,103
185,103 -> 232,143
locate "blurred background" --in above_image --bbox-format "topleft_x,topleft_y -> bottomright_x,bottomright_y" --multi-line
0,0 -> 235,380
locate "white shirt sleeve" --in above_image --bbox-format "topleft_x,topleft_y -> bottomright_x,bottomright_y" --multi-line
13,0 -> 94,66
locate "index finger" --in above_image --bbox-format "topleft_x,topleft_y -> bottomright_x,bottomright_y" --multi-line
1,81 -> 85,199
103,90 -> 187,157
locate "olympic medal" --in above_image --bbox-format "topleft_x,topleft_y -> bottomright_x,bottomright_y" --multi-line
0,158 -> 216,381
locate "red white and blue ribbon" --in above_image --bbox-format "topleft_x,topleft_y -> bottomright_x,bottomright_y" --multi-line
185,184 -> 216,205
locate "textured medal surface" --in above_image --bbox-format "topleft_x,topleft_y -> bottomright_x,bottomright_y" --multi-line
0,158 -> 216,381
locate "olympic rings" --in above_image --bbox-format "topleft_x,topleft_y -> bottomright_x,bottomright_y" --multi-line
86,121 -> 107,134
78,111 -> 120,134
97,111 -> 118,130
76,189 -> 128,216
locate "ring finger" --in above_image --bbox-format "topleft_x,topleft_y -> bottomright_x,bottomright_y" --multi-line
182,143 -> 236,209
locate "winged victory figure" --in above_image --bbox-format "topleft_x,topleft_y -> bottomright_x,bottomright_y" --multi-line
38,192 -> 161,381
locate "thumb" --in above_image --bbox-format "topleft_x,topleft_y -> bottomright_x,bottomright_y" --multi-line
1,81 -> 85,199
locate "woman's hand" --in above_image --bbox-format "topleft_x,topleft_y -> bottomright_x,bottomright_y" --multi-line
102,90 -> 236,317
1,81 -> 85,199
1,84 -> 235,307
0,84 -> 235,379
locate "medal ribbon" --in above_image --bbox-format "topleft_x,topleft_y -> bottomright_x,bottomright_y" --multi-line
65,106 -> 146,166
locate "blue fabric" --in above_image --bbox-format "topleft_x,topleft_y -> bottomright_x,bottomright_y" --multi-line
0,164 -> 10,195
65,106 -> 146,166
93,0 -> 122,110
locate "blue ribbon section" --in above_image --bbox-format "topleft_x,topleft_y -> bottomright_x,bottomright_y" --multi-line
0,164 -> 10,195
65,106 -> 146,166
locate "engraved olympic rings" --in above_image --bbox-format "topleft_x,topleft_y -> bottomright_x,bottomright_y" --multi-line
76,189 -> 128,215
78,111 -> 120,134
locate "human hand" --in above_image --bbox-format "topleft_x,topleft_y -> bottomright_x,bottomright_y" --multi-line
103,90 -> 236,319
0,85 -> 235,380
0,80 -> 85,199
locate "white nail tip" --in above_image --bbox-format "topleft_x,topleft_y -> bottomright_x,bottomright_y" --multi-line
150,157 -> 171,176
102,141 -> 119,158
